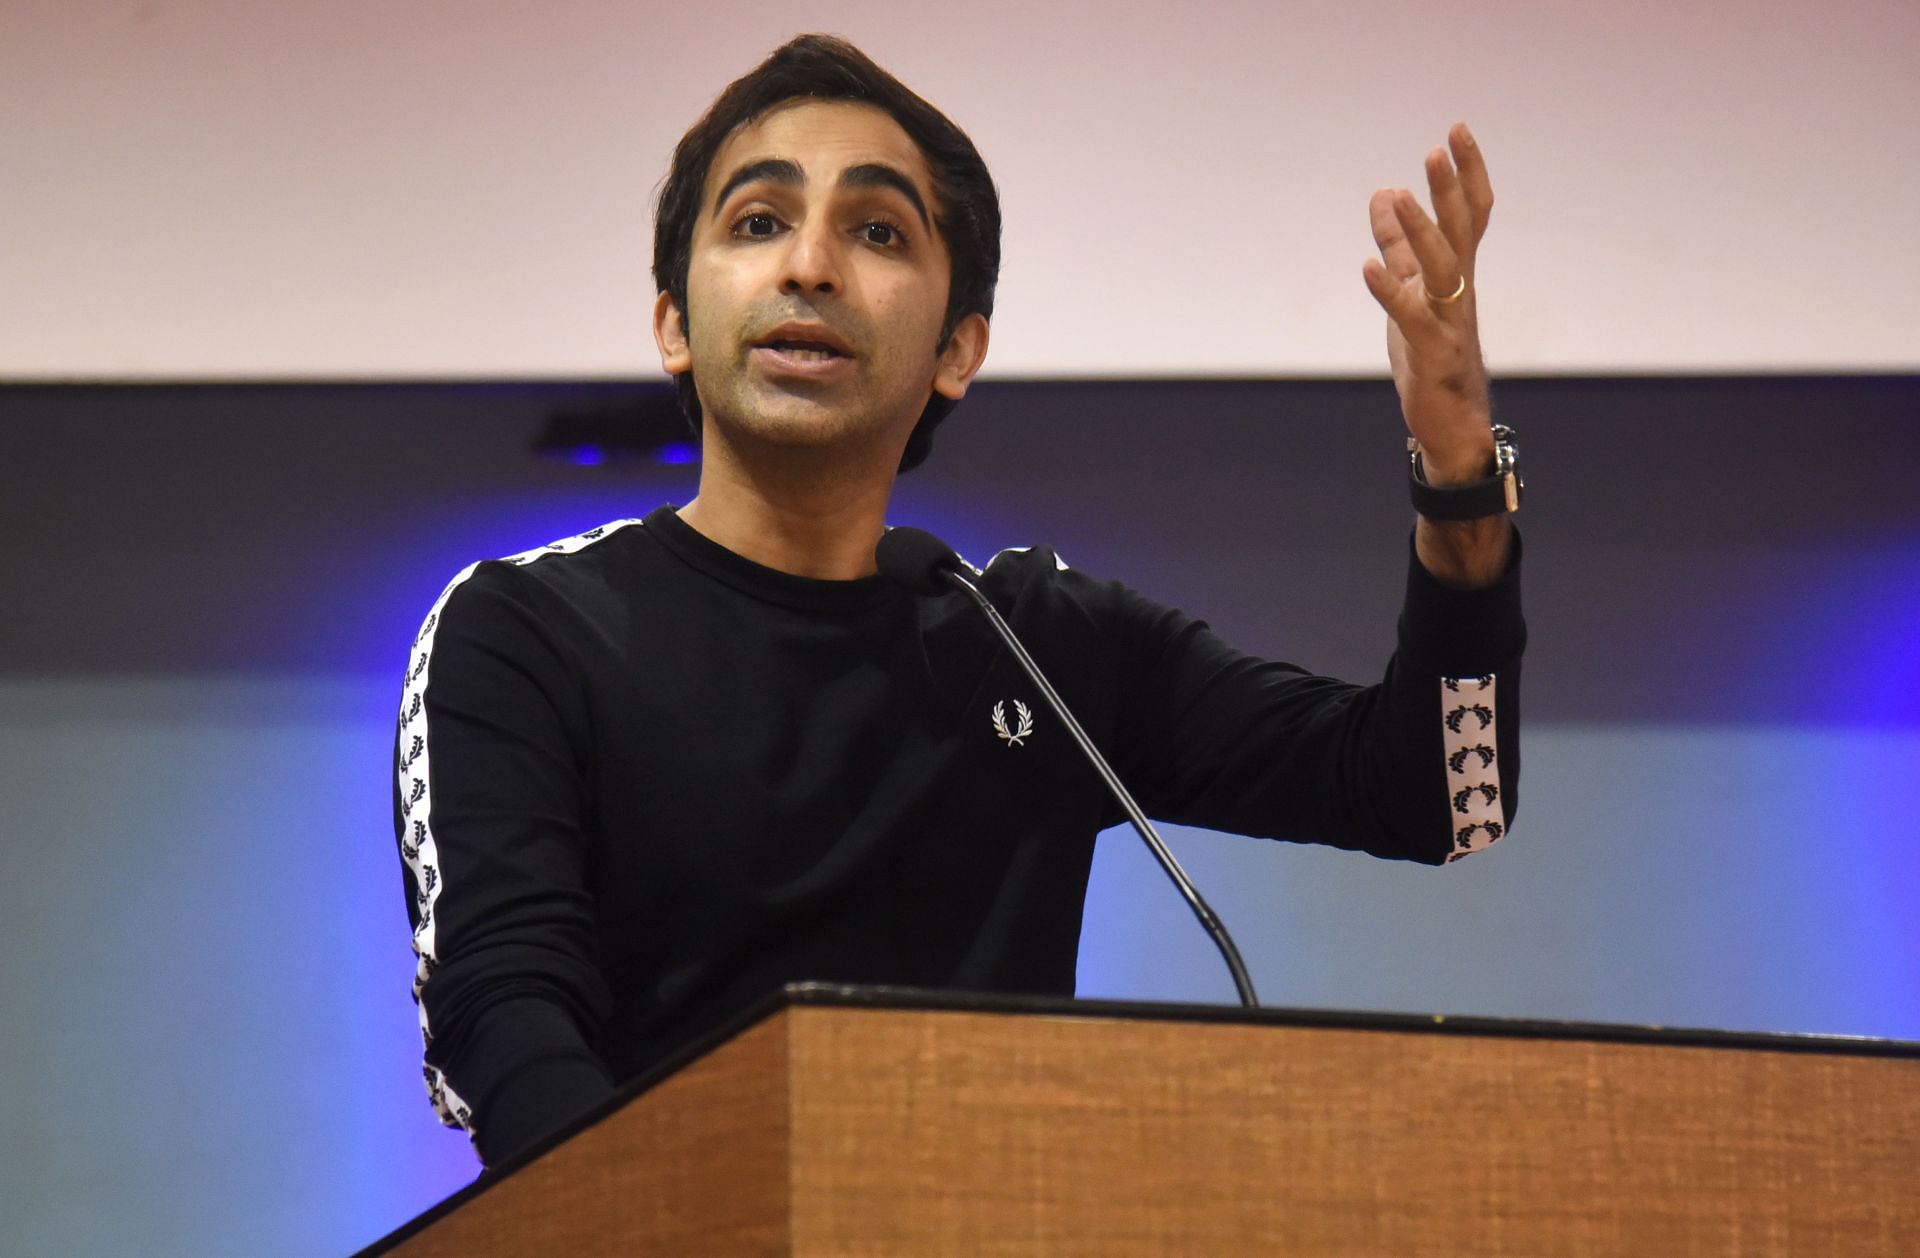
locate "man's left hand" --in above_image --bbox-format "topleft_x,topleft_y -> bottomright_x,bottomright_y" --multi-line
1362,122 -> 1496,486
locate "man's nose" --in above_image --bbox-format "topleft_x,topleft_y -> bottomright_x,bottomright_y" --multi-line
779,218 -> 842,295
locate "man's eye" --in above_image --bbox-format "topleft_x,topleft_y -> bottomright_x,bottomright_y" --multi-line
735,213 -> 779,238
862,222 -> 900,247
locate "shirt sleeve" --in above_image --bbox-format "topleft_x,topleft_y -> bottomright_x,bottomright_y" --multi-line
393,560 -> 616,1166
1104,527 -> 1526,865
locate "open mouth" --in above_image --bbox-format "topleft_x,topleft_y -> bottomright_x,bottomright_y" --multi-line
758,339 -> 849,362
751,321 -> 856,365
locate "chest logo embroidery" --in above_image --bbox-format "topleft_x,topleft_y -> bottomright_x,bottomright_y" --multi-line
992,699 -> 1034,747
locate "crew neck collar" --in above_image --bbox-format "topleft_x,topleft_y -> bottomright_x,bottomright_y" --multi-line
642,504 -> 902,614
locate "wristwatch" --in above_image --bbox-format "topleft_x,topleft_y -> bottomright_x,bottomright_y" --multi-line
1408,423 -> 1523,521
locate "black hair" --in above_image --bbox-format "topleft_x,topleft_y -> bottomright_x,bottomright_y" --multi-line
651,34 -> 1001,472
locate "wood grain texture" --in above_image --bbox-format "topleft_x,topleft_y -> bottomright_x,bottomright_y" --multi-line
389,1016 -> 792,1257
384,1002 -> 1919,1255
784,1007 -> 1920,1256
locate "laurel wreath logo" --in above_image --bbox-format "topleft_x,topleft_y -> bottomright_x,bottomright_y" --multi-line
992,699 -> 1034,747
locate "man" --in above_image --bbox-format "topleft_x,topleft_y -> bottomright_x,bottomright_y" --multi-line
393,34 -> 1522,1169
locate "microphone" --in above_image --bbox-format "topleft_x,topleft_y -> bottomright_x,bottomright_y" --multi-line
873,525 -> 960,596
876,527 -> 1259,1008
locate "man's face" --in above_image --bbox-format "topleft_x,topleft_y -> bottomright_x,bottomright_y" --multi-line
654,99 -> 986,463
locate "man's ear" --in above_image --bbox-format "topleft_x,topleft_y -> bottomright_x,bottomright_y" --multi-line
653,291 -> 692,375
931,312 -> 990,402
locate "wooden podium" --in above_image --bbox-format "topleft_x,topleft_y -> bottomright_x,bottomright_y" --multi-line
367,985 -> 1920,1255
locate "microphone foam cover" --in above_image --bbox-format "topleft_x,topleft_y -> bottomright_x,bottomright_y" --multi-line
875,526 -> 962,596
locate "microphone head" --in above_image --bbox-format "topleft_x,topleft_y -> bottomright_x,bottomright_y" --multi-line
875,526 -> 963,596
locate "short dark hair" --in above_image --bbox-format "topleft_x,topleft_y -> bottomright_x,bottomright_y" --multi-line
651,34 -> 1001,472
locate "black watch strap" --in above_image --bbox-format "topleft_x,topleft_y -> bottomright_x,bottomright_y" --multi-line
1409,424 -> 1523,521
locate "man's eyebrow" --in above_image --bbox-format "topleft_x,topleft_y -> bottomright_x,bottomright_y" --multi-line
709,157 -> 932,232
836,163 -> 931,231
710,158 -> 804,219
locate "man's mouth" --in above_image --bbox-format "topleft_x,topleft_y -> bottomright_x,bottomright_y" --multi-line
749,324 -> 859,380
751,321 -> 857,365
758,340 -> 848,362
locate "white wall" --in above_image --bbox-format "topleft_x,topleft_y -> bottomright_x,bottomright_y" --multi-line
3,0 -> 1915,380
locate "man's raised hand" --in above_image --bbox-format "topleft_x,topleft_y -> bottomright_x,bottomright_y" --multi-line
1362,122 -> 1496,485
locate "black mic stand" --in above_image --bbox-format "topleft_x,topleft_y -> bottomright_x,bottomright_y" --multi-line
936,565 -> 1260,1009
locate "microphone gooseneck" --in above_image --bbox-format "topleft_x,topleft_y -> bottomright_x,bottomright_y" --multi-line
876,527 -> 1260,1008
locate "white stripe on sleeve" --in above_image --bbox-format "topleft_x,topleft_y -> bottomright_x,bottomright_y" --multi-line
395,518 -> 644,1133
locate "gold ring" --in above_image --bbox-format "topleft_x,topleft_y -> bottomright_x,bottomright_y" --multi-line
1425,275 -> 1468,304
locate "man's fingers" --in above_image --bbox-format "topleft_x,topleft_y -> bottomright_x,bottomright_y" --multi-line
1369,189 -> 1419,281
1448,122 -> 1494,241
1391,189 -> 1462,299
1362,257 -> 1429,335
1426,147 -> 1475,275
1367,127 -> 1493,338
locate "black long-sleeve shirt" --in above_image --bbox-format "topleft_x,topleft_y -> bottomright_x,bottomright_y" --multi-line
392,505 -> 1525,1164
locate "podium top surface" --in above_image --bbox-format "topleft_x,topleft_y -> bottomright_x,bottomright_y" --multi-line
772,983 -> 1920,1058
